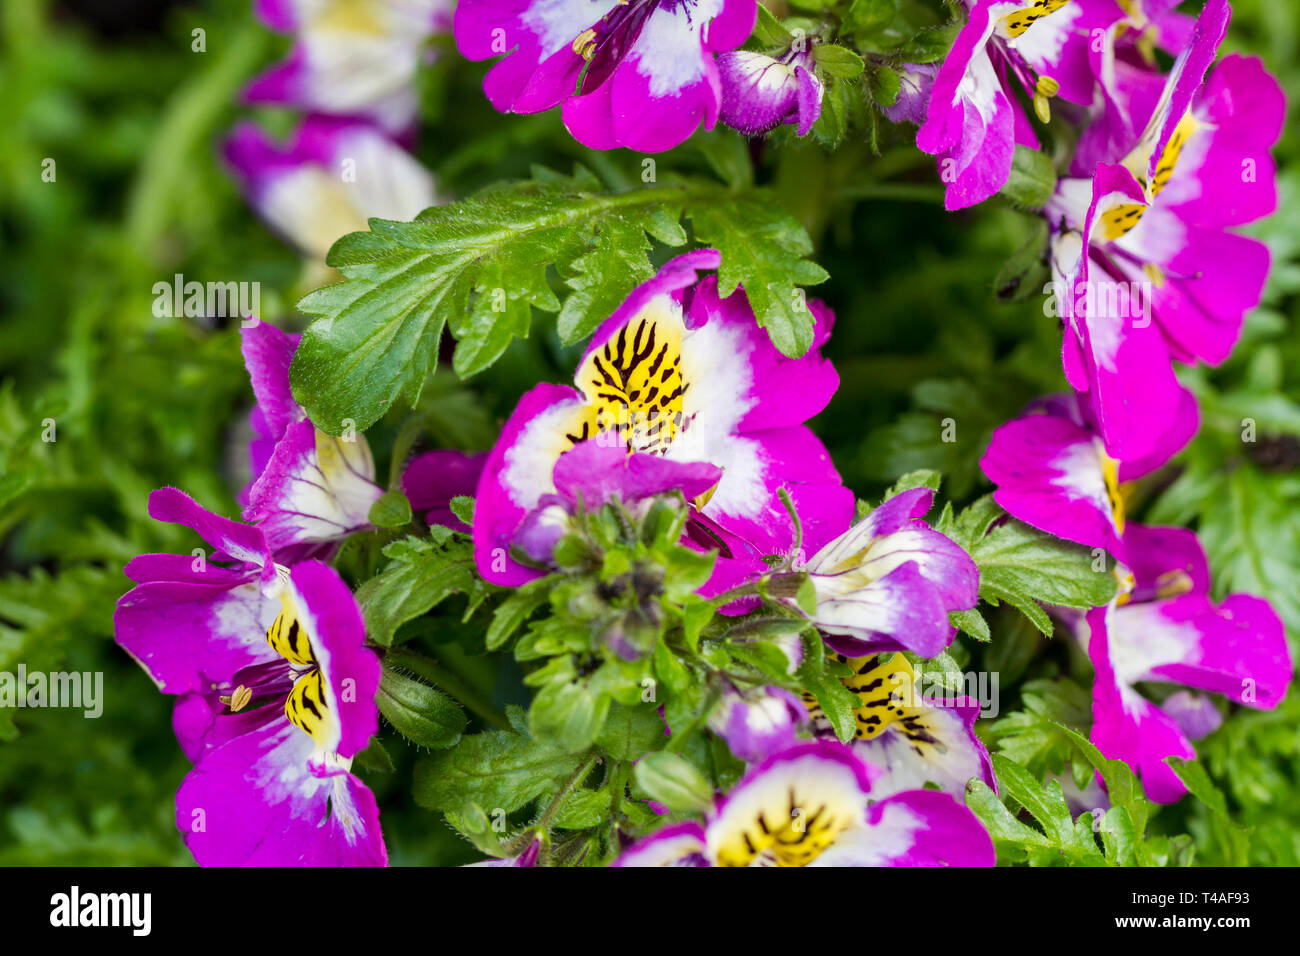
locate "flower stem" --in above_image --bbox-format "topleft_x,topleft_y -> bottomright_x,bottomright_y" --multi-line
384,647 -> 512,731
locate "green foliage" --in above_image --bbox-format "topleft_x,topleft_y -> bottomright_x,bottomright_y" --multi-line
936,495 -> 1117,635
292,167 -> 828,433
1,0 -> 1296,869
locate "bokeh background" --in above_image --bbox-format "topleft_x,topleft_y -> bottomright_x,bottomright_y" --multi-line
1,0 -> 1296,864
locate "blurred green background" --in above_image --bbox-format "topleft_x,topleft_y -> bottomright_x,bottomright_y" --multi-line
1,0 -> 1296,864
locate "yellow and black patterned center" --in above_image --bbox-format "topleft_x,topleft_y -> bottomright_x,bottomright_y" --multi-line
566,303 -> 690,456
714,792 -> 853,867
1100,449 -> 1128,535
1150,111 -> 1198,196
1125,108 -> 1200,199
266,597 -> 333,746
285,668 -> 330,745
805,654 -> 949,758
1100,201 -> 1147,241
999,0 -> 1070,38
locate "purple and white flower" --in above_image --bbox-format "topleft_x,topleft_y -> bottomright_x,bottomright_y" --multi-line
247,0 -> 450,134
472,249 -> 854,595
917,0 -> 1124,209
240,321 -> 385,561
172,560 -> 386,865
716,43 -> 822,137
614,741 -> 995,866
116,493 -> 387,864
795,488 -> 979,658
1083,524 -> 1291,804
224,116 -> 438,261
1044,0 -> 1283,460
454,0 -> 757,152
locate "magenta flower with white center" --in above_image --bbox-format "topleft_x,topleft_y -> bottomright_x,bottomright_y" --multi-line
239,321 -> 385,561
716,44 -> 823,137
116,493 -> 386,865
471,249 -> 853,594
613,741 -> 995,866
172,560 -> 386,865
916,0 -> 1124,210
1083,524 -> 1291,804
796,488 -> 979,658
454,0 -> 756,152
980,391 -> 1197,562
224,116 -> 438,262
1044,0 -> 1283,460
247,0 -> 450,134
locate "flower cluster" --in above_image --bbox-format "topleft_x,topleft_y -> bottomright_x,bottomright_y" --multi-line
108,0 -> 1290,868
228,1 -> 444,269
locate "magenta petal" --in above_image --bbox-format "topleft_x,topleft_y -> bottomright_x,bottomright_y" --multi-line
289,561 -> 380,759
240,321 -> 303,443
982,409 -> 1123,556
837,790 -> 995,866
1088,605 -> 1195,804
608,39 -> 720,152
115,574 -> 279,695
148,488 -> 272,568
554,440 -> 723,505
402,450 -> 487,530
176,714 -> 387,866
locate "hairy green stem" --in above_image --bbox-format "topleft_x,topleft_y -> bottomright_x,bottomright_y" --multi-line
385,647 -> 512,731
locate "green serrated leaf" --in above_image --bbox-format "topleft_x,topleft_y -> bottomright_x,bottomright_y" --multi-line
999,146 -> 1057,208
690,196 -> 829,357
356,535 -> 487,645
377,664 -> 467,749
414,730 -> 577,814
813,44 -> 866,79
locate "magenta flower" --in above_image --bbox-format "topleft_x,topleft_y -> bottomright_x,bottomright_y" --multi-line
172,560 -> 386,865
1074,0 -> 1198,175
246,0 -> 450,134
472,249 -> 853,593
224,116 -> 438,261
796,488 -> 979,658
1044,0 -> 1283,460
981,391 -> 1197,562
454,0 -> 757,152
239,322 -> 385,562
402,449 -> 488,531
709,684 -> 806,763
116,489 -> 284,695
916,0 -> 1123,209
805,652 -> 995,800
1084,525 -> 1291,804
115,492 -> 386,864
613,741 -> 995,866
716,44 -> 822,137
